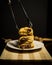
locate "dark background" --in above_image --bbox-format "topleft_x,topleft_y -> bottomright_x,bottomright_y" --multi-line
0,0 -> 52,56
0,0 -> 49,39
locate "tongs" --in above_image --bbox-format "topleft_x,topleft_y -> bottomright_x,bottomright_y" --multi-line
8,0 -> 19,30
8,0 -> 33,31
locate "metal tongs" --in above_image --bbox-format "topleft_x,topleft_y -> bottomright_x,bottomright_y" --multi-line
8,0 -> 33,31
8,0 -> 19,30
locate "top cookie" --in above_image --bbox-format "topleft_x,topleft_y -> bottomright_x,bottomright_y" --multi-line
19,27 -> 33,36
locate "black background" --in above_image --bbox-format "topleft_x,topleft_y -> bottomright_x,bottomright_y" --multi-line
0,0 -> 50,39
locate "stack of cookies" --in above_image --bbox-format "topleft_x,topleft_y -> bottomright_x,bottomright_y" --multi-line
17,27 -> 34,49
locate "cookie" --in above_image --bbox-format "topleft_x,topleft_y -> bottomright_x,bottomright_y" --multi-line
19,27 -> 33,36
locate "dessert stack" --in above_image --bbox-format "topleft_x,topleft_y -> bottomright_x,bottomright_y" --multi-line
17,27 -> 34,49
